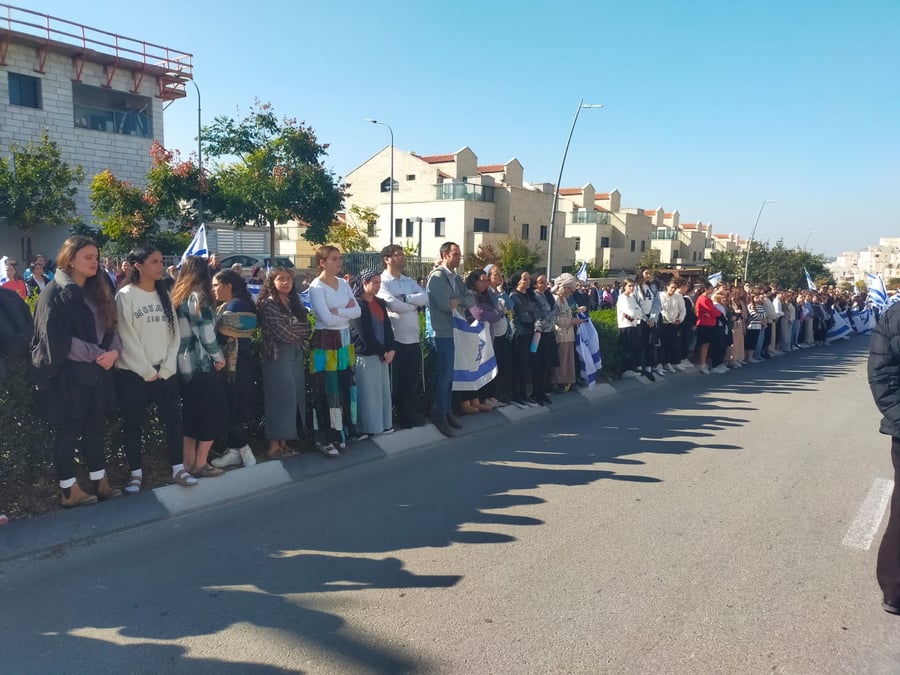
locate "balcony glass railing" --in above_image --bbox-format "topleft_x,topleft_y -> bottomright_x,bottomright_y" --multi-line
569,211 -> 610,224
74,103 -> 153,138
434,182 -> 495,202
650,229 -> 679,240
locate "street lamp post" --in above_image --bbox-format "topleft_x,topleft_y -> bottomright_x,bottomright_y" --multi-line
803,229 -> 818,250
546,100 -> 603,276
189,79 -> 203,227
366,119 -> 394,245
743,199 -> 776,282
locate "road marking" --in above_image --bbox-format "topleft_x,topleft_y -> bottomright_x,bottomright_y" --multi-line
843,478 -> 894,550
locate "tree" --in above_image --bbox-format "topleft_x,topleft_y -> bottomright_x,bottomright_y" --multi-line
466,242 -> 501,272
203,100 -> 345,258
706,249 -> 744,282
637,249 -> 662,274
327,219 -> 371,252
0,131 -> 84,260
497,237 -> 542,276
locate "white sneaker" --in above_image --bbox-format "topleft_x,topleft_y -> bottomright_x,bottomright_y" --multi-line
623,370 -> 639,379
680,359 -> 693,368
211,447 -> 242,468
674,363 -> 688,372
698,364 -> 710,374
749,357 -> 763,363
712,364 -> 729,374
771,349 -> 783,356
654,365 -> 667,376
238,444 -> 257,467
665,363 -> 677,373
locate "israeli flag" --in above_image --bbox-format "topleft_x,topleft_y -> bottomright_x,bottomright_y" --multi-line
0,256 -> 8,285
180,224 -> 209,265
866,272 -> 888,308
707,271 -> 722,287
298,288 -> 311,310
804,268 -> 816,291
849,308 -> 877,335
576,261 -> 588,283
826,310 -> 852,341
889,292 -> 900,306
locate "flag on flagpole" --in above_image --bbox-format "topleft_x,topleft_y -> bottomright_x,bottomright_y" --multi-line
804,268 -> 816,291
707,271 -> 722,287
866,272 -> 888,308
826,309 -> 852,341
889,292 -> 900,306
575,261 -> 588,283
180,224 -> 209,265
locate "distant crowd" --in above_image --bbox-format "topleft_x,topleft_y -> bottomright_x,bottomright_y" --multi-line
0,236 -> 876,524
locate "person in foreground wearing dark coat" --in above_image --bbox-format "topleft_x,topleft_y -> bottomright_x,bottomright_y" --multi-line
868,300 -> 900,614
31,236 -> 123,508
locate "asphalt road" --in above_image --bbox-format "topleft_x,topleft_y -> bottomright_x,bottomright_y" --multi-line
1,338 -> 898,674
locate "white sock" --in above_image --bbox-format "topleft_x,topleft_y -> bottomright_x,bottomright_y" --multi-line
89,470 -> 106,481
131,469 -> 143,479
172,463 -> 185,477
59,477 -> 76,489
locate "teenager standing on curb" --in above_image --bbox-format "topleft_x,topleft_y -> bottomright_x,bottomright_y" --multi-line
31,236 -> 122,508
868,301 -> 900,615
115,246 -> 197,493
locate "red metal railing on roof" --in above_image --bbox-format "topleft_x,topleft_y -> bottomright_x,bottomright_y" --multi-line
0,3 -> 192,99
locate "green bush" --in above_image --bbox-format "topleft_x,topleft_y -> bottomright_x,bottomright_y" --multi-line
589,309 -> 625,380
0,357 -> 53,480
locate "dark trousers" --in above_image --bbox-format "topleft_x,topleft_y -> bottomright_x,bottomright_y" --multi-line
392,342 -> 423,423
639,322 -> 657,370
511,334 -> 533,400
878,437 -> 900,604
680,324 -> 695,362
488,334 -> 513,401
660,323 -> 680,365
52,388 -> 106,480
116,370 -> 183,470
431,337 -> 454,419
619,326 -> 644,373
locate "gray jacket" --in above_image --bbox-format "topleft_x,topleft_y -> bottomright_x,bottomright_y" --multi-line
426,266 -> 473,338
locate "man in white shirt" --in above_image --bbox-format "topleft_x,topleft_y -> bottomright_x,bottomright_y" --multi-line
660,278 -> 687,371
378,245 -> 429,428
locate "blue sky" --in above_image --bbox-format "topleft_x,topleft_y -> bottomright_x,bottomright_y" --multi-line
13,0 -> 900,257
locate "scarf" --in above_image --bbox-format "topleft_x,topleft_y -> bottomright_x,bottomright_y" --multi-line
216,307 -> 257,381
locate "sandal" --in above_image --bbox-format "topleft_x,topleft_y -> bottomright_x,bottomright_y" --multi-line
194,464 -> 224,478
123,477 -> 143,495
266,446 -> 297,460
172,468 -> 198,487
317,443 -> 340,458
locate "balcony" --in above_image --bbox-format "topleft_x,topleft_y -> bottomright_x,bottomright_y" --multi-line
650,229 -> 679,240
569,210 -> 610,225
435,182 -> 494,202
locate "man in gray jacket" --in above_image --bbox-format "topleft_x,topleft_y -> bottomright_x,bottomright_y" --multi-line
426,242 -> 472,437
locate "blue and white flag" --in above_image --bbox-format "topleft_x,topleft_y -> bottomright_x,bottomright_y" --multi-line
451,310 -> 497,391
0,256 -> 8,285
707,271 -> 722,288
826,310 -> 852,341
298,288 -> 311,309
866,272 -> 888,308
575,310 -> 602,388
180,224 -> 208,265
576,261 -> 588,283
804,268 -> 816,291
889,292 -> 900,306
849,308 -> 877,335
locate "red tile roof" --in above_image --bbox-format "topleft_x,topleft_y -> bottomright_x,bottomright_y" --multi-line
559,188 -> 583,196
477,164 -> 505,173
420,154 -> 455,163
664,212 -> 675,217
437,170 -> 452,179
682,223 -> 697,229
595,193 -> 610,199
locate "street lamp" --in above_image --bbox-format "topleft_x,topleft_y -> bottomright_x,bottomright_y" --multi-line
803,229 -> 818,250
166,73 -> 203,227
366,119 -> 394,245
743,199 -> 776,282
546,100 -> 603,276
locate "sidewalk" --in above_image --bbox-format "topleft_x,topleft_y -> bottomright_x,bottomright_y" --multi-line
0,359 -> 762,562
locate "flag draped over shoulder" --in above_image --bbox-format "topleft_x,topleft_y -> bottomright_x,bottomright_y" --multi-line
867,272 -> 888,308
575,310 -> 602,388
451,309 -> 497,391
180,224 -> 209,265
826,309 -> 852,341
848,307 -> 877,335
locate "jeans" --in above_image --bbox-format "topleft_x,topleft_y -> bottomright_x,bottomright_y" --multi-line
431,337 -> 454,419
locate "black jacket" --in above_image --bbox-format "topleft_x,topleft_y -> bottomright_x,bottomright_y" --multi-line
0,287 -> 33,383
352,296 -> 396,358
31,272 -> 116,422
868,303 -> 900,437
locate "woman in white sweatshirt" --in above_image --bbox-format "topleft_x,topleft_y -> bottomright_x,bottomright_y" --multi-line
115,246 -> 197,492
617,280 -> 650,380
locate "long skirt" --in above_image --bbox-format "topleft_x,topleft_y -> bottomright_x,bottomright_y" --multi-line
262,343 -> 306,441
309,328 -> 357,444
355,354 -> 392,435
182,370 -> 228,441
551,339 -> 576,385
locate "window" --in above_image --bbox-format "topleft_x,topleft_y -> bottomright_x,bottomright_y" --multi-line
539,225 -> 548,241
405,219 -> 414,238
692,251 -> 697,261
600,236 -> 610,248
574,237 -> 581,251
73,83 -> 152,137
9,73 -> 41,109
394,219 -> 402,237
630,240 -> 636,252
473,218 -> 490,233
640,241 -> 646,252
521,223 -> 530,239
434,217 -> 446,237
406,174 -> 416,181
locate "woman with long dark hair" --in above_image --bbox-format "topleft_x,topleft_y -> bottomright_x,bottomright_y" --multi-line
257,267 -> 311,459
115,246 -> 197,492
210,269 -> 260,469
32,235 -> 123,507
172,256 -> 227,477
307,246 -> 361,456
508,270 -> 544,405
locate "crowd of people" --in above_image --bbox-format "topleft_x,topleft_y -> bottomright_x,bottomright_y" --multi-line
0,235 -> 881,521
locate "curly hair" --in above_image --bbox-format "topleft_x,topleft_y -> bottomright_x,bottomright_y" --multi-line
257,267 -> 307,321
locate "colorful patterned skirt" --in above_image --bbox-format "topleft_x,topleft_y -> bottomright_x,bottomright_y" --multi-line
309,327 -> 357,444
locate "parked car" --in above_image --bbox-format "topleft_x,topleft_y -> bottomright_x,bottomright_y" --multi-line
218,255 -> 295,278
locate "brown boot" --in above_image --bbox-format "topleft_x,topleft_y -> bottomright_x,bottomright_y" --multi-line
61,483 -> 98,509
93,477 -> 122,501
